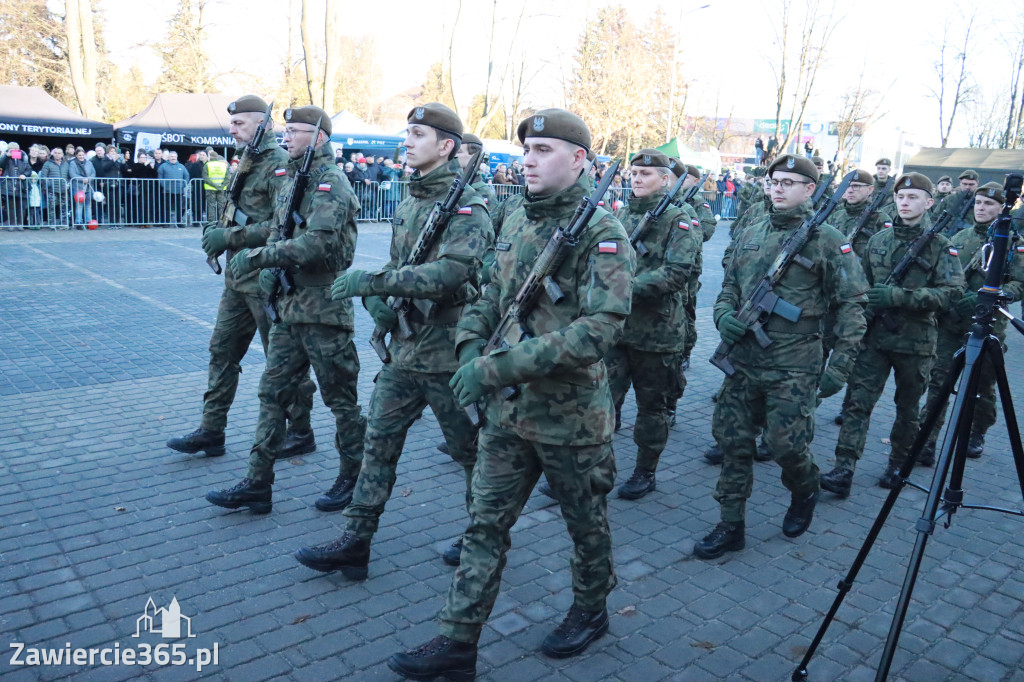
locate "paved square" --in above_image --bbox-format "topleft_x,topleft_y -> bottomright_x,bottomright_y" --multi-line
1,224 -> 1023,680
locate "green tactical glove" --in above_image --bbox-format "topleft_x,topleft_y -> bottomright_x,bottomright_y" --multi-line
817,367 -> 846,400
457,339 -> 486,367
364,295 -> 397,330
866,284 -> 904,309
954,292 -> 978,320
449,357 -> 488,407
331,269 -> 375,301
228,248 -> 255,279
202,227 -> 230,258
717,311 -> 749,345
202,220 -> 218,235
258,269 -> 276,296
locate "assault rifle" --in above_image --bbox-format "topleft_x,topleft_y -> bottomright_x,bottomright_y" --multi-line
467,160 -> 620,421
263,117 -> 320,324
369,149 -> 483,363
810,173 -> 834,209
939,190 -> 976,237
629,172 -> 688,256
710,171 -> 858,376
675,171 -> 711,209
207,100 -> 274,274
872,202 -> 964,332
846,176 -> 894,246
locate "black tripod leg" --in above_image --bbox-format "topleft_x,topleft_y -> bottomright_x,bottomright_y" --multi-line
986,338 -> 1024,499
792,352 -> 966,681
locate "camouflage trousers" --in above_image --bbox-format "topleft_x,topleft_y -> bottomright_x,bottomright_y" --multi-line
201,286 -> 314,434
607,345 -> 684,472
835,344 -> 932,470
247,322 -> 365,483
921,329 -> 1000,444
439,424 -> 617,643
682,262 -> 701,357
344,365 -> 479,539
711,363 -> 820,523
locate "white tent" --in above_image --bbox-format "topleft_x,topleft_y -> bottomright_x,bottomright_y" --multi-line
330,110 -> 387,135
481,138 -> 524,157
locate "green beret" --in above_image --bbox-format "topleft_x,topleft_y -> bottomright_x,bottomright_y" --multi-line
768,154 -> 819,183
461,133 -> 483,147
851,169 -> 874,185
937,175 -> 952,184
977,181 -> 1004,204
958,168 -> 979,181
283,106 -> 331,136
408,103 -> 464,139
894,172 -> 934,195
227,95 -> 269,115
685,164 -> 702,180
875,158 -> 892,167
667,157 -> 686,178
629,148 -> 670,168
586,150 -> 597,163
517,108 -> 591,151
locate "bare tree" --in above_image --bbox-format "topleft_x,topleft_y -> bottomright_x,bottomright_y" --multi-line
999,10 -> 1024,148
322,1 -> 341,111
469,0 -> 528,136
833,72 -> 882,161
300,0 -> 320,106
64,0 -> 103,118
155,0 -> 217,93
927,11 -> 977,148
0,0 -> 72,103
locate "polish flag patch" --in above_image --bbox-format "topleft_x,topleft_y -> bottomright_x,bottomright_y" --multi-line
691,218 -> 700,227
949,247 -> 959,256
317,183 -> 332,192
840,243 -> 853,254
597,200 -> 605,206
678,221 -> 690,230
457,207 -> 473,215
274,168 -> 287,176
1016,246 -> 1024,253
598,241 -> 618,254
703,203 -> 711,209
884,221 -> 893,228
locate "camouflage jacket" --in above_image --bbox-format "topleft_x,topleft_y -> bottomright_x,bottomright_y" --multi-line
677,190 -> 717,242
731,195 -> 770,234
830,198 -> 893,260
929,191 -> 951,218
457,181 -> 635,446
222,136 -> 290,295
872,174 -> 896,214
714,201 -> 868,373
939,219 -> 1024,338
934,188 -> 974,237
862,214 -> 964,355
614,192 -> 700,352
369,160 -> 492,373
470,178 -> 497,211
734,182 -> 759,222
249,143 -> 360,327
814,173 -> 835,208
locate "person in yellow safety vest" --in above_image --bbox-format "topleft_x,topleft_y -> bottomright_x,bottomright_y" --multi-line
203,150 -> 230,222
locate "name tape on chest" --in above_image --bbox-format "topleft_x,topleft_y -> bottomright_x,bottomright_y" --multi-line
495,241 -> 511,251
457,207 -> 473,215
840,243 -> 853,254
274,168 -> 287,177
597,241 -> 618,254
317,182 -> 332,192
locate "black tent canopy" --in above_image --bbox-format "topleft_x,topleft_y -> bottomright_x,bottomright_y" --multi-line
904,147 -> 1024,186
0,85 -> 113,139
114,93 -> 235,148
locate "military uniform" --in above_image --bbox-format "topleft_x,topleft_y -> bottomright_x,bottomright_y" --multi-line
168,97 -> 315,459
831,176 -> 964,489
934,187 -> 976,236
830,196 -> 893,260
668,161 -> 714,362
608,150 -> 701,498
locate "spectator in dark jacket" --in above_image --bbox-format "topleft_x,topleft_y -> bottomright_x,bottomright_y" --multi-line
1,142 -> 32,228
41,147 -> 70,226
157,151 -> 190,227
67,147 -> 96,227
123,151 -> 158,225
91,143 -> 120,223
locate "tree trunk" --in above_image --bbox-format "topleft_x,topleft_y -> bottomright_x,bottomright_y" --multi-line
65,0 -> 102,119
300,0 -> 319,106
322,1 -> 341,112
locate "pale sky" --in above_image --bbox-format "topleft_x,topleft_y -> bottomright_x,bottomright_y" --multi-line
92,0 -> 1006,148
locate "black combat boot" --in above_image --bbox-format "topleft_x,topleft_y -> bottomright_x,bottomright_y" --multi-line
277,429 -> 315,458
878,463 -> 901,489
388,635 -> 477,681
917,440 -> 936,467
540,606 -> 609,658
704,444 -> 724,465
293,531 -> 370,579
966,433 -> 984,458
167,427 -> 225,456
205,478 -> 271,514
437,441 -> 450,455
820,467 -> 853,498
694,521 -> 745,559
442,538 -> 463,566
782,491 -> 819,538
834,411 -> 844,425
617,468 -> 656,500
754,439 -> 772,462
315,475 -> 357,512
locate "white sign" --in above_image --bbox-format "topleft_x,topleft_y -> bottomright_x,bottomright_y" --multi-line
134,132 -> 163,161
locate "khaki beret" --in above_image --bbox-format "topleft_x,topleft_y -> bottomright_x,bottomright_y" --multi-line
894,172 -> 934,195
977,181 -> 1004,204
667,157 -> 686,178
937,175 -> 952,184
283,105 -> 331,136
461,133 -> 483,147
875,158 -> 892,166
768,154 -> 819,183
227,95 -> 269,115
850,169 -> 874,185
586,150 -> 597,163
408,103 -> 464,139
684,164 -> 701,180
630,148 -> 670,168
958,168 -> 979,181
811,155 -> 825,166
517,108 -> 591,151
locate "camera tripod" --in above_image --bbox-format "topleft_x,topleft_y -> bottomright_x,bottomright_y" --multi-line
793,174 -> 1024,681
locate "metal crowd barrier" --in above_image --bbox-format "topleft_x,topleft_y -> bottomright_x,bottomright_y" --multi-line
0,178 -> 70,230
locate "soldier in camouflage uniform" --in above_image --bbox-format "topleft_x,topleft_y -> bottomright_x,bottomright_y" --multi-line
828,170 -> 893,260
811,156 -> 834,207
669,159 -> 715,367
456,133 -> 497,209
389,109 -> 635,680
292,103 -> 493,577
872,158 -> 896,215
822,172 -> 964,496
607,149 -> 701,500
935,169 -> 979,237
919,181 -> 1024,463
734,172 -> 759,224
167,95 -> 316,460
205,107 -> 366,514
694,154 -> 869,560
930,175 -> 953,217
730,171 -> 772,236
